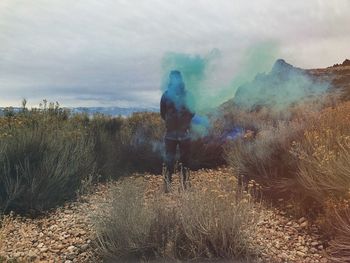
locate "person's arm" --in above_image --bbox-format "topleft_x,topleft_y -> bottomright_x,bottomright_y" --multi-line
186,91 -> 195,118
160,93 -> 167,120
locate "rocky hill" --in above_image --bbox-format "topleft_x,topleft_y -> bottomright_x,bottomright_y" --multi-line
308,59 -> 350,100
231,59 -> 350,109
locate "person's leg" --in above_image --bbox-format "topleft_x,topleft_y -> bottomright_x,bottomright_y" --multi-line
179,139 -> 191,186
179,139 -> 191,168
165,138 -> 177,183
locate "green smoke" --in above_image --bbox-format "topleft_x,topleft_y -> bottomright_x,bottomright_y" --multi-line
161,42 -> 279,113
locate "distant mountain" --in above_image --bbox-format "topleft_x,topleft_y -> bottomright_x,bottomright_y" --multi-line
0,106 -> 159,117
69,107 -> 159,117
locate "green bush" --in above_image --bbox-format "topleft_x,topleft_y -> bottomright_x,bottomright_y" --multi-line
0,123 -> 95,214
0,102 -> 96,214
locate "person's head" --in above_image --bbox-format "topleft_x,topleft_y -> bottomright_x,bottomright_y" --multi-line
168,70 -> 185,94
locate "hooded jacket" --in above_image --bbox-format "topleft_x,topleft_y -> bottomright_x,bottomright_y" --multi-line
160,77 -> 195,140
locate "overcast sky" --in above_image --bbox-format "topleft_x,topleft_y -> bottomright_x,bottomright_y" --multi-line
0,0 -> 349,107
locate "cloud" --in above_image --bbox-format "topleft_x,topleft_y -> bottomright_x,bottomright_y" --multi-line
0,0 -> 349,107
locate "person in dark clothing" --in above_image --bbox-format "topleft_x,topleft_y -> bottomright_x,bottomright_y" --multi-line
160,70 -> 195,192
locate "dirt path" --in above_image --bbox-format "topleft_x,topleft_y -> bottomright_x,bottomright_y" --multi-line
0,168 -> 329,262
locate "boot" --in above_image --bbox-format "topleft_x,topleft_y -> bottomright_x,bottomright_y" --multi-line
179,163 -> 190,191
162,163 -> 172,193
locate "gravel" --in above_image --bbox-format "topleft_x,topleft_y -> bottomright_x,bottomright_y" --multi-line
0,168 -> 329,262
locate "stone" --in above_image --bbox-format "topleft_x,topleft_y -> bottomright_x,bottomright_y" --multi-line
68,245 -> 76,251
296,251 -> 306,257
66,252 -> 77,260
300,221 -> 309,228
279,252 -> 288,258
80,244 -> 89,251
40,247 -> 48,253
28,250 -> 37,260
298,217 -> 307,224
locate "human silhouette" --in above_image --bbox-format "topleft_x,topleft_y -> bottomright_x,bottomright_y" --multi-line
160,70 -> 195,192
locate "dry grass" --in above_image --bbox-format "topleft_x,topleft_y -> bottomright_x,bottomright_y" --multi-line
225,119 -> 305,196
93,177 -> 260,262
223,95 -> 346,195
290,101 -> 350,260
223,98 -> 350,260
293,101 -> 350,201
324,200 -> 350,262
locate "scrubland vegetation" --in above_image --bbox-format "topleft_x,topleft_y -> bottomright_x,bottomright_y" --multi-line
224,98 -> 350,262
0,100 -> 221,216
93,176 -> 259,262
0,89 -> 349,261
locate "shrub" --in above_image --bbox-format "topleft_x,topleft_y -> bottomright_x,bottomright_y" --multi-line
93,179 -> 156,261
292,101 -> 350,202
119,112 -> 165,174
289,101 -> 350,260
93,178 -> 259,262
87,114 -> 124,180
0,124 -> 95,214
225,119 -> 305,196
0,103 -> 96,214
327,204 -> 350,262
223,97 -> 334,198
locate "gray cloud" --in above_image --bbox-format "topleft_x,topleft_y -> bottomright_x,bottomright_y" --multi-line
0,0 -> 349,107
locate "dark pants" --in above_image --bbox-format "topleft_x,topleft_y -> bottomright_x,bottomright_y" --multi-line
164,138 -> 191,180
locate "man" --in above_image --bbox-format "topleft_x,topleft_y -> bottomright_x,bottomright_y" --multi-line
160,70 -> 195,192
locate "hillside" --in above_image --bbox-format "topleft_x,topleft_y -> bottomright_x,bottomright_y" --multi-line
307,59 -> 350,100
230,58 -> 350,110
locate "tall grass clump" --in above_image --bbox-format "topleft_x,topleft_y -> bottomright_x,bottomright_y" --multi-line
224,108 -> 308,197
93,179 -> 260,262
223,94 -> 338,196
292,101 -> 350,202
290,101 -> 350,261
0,102 -> 96,214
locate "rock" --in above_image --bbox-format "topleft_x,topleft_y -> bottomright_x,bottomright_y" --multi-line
279,252 -> 288,258
67,245 -> 77,252
311,241 -> 319,246
296,251 -> 306,257
40,247 -> 48,253
300,221 -> 309,228
28,250 -> 37,260
80,244 -> 89,251
310,247 -> 318,253
37,242 -> 44,248
66,252 -> 77,260
298,217 -> 307,224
